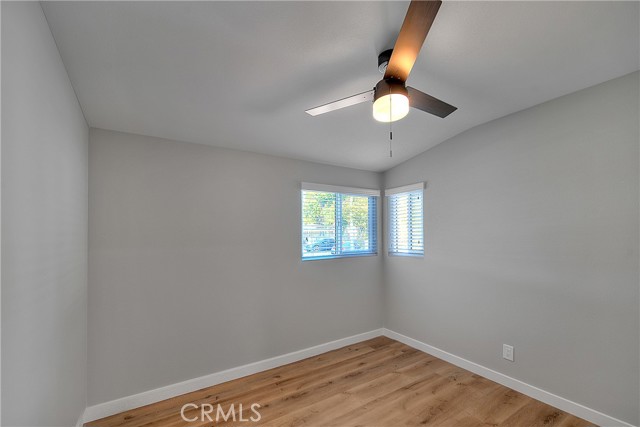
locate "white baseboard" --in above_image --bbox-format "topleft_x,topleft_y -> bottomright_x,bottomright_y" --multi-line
382,328 -> 635,427
82,329 -> 383,424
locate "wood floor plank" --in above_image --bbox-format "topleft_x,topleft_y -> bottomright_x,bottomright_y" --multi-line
85,337 -> 596,427
269,361 -> 440,427
463,386 -> 532,425
366,371 -> 480,427
500,399 -> 588,427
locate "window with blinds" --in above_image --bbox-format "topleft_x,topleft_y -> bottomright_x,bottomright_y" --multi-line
301,183 -> 379,260
387,183 -> 424,256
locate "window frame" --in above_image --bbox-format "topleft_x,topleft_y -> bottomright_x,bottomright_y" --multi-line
386,182 -> 425,257
301,182 -> 380,261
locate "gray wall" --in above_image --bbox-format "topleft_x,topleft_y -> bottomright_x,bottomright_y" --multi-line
383,71 -> 639,425
88,128 -> 383,405
1,2 -> 89,426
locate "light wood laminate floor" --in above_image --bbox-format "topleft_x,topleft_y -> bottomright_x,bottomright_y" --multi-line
86,337 -> 594,427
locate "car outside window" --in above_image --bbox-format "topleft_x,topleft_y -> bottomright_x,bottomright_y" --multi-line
301,183 -> 379,260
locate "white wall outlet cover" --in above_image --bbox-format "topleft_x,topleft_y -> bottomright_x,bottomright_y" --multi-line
503,344 -> 514,362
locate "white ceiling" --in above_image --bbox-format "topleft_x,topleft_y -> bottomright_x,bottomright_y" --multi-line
42,1 -> 639,172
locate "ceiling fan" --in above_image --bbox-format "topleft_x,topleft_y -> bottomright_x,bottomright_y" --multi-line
305,0 -> 456,123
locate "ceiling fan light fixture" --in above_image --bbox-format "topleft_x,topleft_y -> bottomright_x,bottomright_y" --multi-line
305,1 -> 456,124
373,79 -> 410,123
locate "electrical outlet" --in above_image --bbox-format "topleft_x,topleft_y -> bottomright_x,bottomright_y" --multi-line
503,344 -> 514,362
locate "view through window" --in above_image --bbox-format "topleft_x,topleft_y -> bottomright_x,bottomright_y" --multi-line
302,186 -> 378,260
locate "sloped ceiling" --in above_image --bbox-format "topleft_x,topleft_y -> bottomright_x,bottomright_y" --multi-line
42,1 -> 639,171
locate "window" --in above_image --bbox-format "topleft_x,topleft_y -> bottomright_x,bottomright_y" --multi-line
387,183 -> 424,256
301,183 -> 379,260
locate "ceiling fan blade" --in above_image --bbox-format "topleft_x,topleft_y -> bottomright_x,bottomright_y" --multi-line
384,0 -> 442,82
305,90 -> 374,116
407,86 -> 456,118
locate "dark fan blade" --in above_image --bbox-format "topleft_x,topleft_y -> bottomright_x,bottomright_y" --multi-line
384,0 -> 442,82
407,86 -> 456,118
305,90 -> 374,116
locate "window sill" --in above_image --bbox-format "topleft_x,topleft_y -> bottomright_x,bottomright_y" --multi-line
302,252 -> 378,261
387,252 -> 423,258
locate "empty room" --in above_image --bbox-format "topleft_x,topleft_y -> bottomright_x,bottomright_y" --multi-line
2,1 -> 639,426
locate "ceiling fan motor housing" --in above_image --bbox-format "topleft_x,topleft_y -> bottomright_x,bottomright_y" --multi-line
374,78 -> 408,102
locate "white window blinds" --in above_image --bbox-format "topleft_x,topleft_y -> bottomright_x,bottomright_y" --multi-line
387,183 -> 424,256
301,183 -> 379,260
